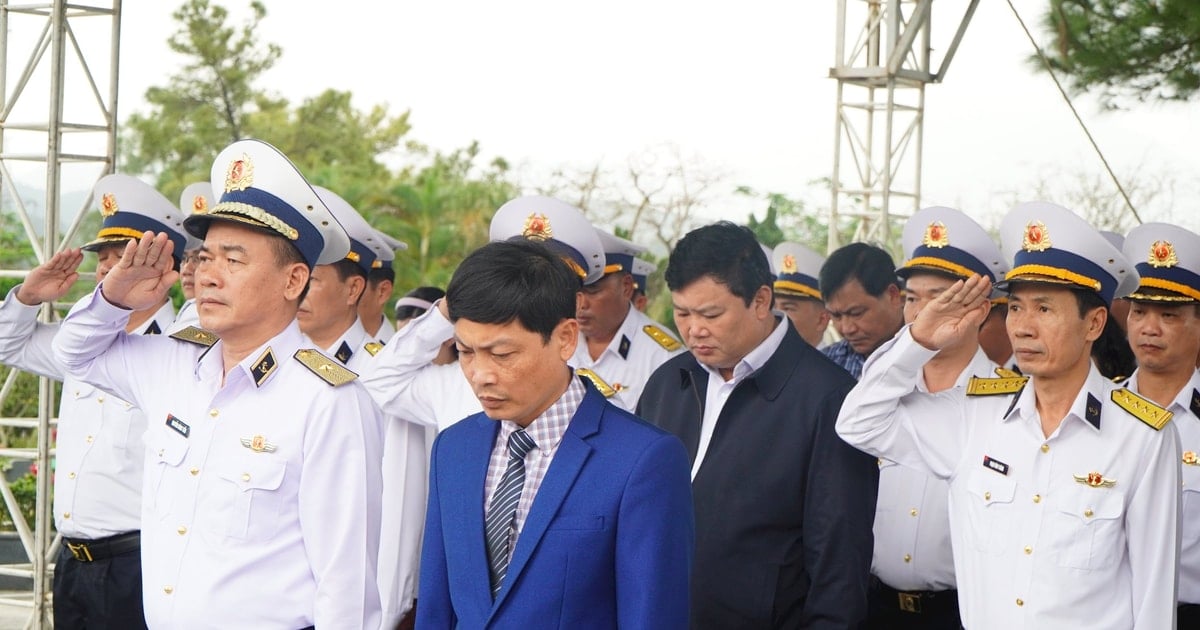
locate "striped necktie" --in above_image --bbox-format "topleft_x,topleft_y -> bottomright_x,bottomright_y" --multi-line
485,428 -> 536,598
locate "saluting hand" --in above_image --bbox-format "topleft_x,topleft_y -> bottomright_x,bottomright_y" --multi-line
910,274 -> 993,351
15,248 -> 85,306
100,232 -> 179,311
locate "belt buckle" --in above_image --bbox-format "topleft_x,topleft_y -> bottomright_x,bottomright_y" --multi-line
898,592 -> 922,613
67,542 -> 94,562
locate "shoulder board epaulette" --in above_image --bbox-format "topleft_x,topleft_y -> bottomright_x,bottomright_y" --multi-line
966,376 -> 1028,396
1111,388 -> 1172,431
575,368 -> 616,398
642,324 -> 682,352
169,326 -> 218,347
364,341 -> 383,357
994,367 -> 1022,379
293,349 -> 358,387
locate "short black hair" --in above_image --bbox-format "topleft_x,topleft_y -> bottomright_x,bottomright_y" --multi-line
820,242 -> 899,301
368,267 -> 395,286
664,221 -> 772,306
395,285 -> 446,321
447,240 -> 577,342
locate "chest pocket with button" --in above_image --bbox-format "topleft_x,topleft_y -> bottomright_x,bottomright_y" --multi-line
964,469 -> 1018,555
147,429 -> 189,517
1183,464 -> 1200,549
207,453 -> 288,541
1047,486 -> 1126,570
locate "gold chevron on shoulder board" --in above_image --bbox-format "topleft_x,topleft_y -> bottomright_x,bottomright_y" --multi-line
575,368 -> 616,398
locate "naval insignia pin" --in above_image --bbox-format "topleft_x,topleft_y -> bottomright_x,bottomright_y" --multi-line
1185,452 -> 1199,466
1073,471 -> 1116,488
239,434 -> 276,453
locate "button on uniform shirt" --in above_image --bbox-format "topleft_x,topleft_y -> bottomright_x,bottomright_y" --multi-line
51,287 -> 385,630
823,338 -> 867,379
872,347 -> 996,592
1127,368 -> 1200,605
0,287 -> 173,539
836,327 -> 1180,630
319,317 -> 376,375
363,306 -> 483,431
570,305 -> 683,411
691,317 -> 788,479
484,377 -> 584,551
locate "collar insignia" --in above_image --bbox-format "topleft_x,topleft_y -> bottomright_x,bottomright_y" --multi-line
100,192 -> 119,217
250,347 -> 277,387
923,221 -> 949,248
335,341 -> 353,364
1022,221 -> 1051,252
1148,240 -> 1178,268
1084,393 -> 1101,430
618,335 -> 631,359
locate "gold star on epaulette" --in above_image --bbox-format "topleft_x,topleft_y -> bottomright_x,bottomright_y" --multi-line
1111,388 -> 1172,431
169,326 -> 218,347
966,376 -> 1028,396
642,324 -> 681,352
294,349 -> 358,387
575,368 -> 616,398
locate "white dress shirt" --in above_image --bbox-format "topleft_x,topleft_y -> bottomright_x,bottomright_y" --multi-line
691,317 -> 788,479
373,315 -> 396,345
51,286 -> 384,630
166,298 -> 199,334
837,327 -> 1181,630
570,305 -> 683,411
319,317 -> 377,375
0,287 -> 173,539
1127,368 -> 1200,605
872,347 -> 996,591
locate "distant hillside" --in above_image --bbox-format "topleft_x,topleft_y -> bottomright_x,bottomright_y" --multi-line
1,181 -> 91,237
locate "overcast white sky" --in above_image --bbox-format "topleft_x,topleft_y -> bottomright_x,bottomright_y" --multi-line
6,0 -> 1199,234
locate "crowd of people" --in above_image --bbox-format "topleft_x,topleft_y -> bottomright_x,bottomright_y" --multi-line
1,137 -> 1197,629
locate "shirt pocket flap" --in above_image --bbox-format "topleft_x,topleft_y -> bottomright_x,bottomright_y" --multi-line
1057,487 -> 1124,523
218,455 -> 287,492
150,430 -> 189,466
967,470 -> 1017,506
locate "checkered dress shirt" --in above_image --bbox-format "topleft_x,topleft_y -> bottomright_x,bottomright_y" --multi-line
822,338 -> 866,380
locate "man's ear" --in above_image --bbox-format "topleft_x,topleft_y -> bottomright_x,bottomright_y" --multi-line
555,318 -> 580,361
283,264 -> 310,302
1084,305 -> 1107,342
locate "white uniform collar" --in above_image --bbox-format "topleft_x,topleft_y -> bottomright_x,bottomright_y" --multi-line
321,317 -> 370,365
1005,362 -> 1109,432
1126,368 -> 1200,421
195,320 -> 307,389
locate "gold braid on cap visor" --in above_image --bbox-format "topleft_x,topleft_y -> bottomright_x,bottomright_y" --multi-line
903,256 -> 976,279
1005,264 -> 1101,291
1131,277 -> 1200,302
96,227 -> 145,241
561,256 -> 586,279
207,202 -> 300,241
773,280 -> 822,300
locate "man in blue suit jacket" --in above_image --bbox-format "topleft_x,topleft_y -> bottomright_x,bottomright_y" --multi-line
417,238 -> 694,629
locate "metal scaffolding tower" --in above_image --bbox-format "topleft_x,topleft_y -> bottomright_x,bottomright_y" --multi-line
0,1 -> 121,626
829,0 -> 978,253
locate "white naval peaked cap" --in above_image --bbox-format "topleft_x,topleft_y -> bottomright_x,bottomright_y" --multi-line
187,138 -> 350,268
84,174 -> 189,266
1100,230 -> 1125,251
312,186 -> 381,273
760,243 -> 776,276
1122,222 -> 1200,303
898,206 -> 1007,283
998,201 -> 1138,305
489,195 -> 606,285
595,228 -> 648,276
631,258 -> 657,292
772,242 -> 826,301
178,182 -> 214,251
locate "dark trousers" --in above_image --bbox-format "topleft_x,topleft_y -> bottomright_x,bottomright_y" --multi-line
54,540 -> 146,629
865,577 -> 962,630
1180,603 -> 1200,629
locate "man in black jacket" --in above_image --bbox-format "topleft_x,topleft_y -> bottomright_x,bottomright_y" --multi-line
638,222 -> 879,629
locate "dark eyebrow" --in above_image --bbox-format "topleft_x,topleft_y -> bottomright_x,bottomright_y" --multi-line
199,243 -> 248,256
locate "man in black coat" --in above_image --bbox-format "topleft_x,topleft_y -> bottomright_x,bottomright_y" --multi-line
638,222 -> 879,629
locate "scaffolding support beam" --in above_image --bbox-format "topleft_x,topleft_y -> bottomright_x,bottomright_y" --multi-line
0,1 -> 121,626
829,0 -> 976,255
